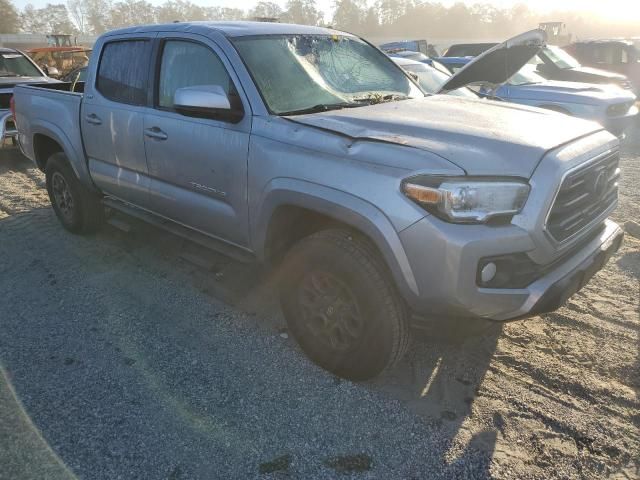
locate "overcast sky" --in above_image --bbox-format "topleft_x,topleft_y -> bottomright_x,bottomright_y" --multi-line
10,0 -> 640,22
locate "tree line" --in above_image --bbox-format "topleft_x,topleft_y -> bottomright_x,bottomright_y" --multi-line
1,0 -> 638,41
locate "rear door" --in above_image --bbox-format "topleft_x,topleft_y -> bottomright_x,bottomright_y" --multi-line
82,35 -> 155,207
142,34 -> 252,247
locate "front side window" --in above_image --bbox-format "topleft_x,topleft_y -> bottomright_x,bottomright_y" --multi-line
158,40 -> 232,109
539,46 -> 580,70
97,40 -> 151,105
233,34 -> 422,115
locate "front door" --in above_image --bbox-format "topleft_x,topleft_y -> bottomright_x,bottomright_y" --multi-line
82,35 -> 155,207
143,35 -> 251,248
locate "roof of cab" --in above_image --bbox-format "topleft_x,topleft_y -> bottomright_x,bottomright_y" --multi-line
104,21 -> 350,38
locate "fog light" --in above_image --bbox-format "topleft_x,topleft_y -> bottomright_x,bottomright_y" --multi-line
480,262 -> 497,284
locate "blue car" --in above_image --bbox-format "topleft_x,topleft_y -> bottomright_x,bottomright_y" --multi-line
388,50 -> 431,64
436,56 -> 638,137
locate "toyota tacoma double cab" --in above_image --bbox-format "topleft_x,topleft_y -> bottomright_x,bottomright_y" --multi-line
13,24 -> 624,380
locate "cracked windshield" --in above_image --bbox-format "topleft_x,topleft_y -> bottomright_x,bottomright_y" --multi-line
233,34 -> 422,114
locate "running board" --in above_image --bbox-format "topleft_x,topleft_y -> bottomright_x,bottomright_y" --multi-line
102,197 -> 255,264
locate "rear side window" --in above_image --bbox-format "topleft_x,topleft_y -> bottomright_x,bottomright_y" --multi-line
97,40 -> 151,105
157,40 -> 232,109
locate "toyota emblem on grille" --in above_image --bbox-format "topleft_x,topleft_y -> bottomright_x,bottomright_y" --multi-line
589,169 -> 608,200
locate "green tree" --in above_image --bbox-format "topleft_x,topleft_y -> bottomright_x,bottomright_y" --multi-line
106,0 -> 155,29
282,0 -> 322,26
67,0 -> 89,33
205,6 -> 245,21
21,3 -> 76,34
0,0 -> 21,33
332,0 -> 366,32
248,1 -> 282,20
81,0 -> 113,34
156,0 -> 208,23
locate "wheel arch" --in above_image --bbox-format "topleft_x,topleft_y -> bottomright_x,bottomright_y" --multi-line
253,179 -> 420,299
30,121 -> 95,190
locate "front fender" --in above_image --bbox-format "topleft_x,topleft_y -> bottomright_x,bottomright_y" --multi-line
253,178 -> 420,298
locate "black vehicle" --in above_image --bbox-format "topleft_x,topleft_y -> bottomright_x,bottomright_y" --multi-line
442,43 -> 496,57
62,65 -> 87,91
564,40 -> 640,93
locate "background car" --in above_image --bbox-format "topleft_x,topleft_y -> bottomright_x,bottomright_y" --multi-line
379,39 -> 439,57
387,49 -> 431,63
437,56 -> 638,136
438,42 -> 635,92
533,45 -> 633,91
442,42 -> 496,57
0,47 -> 59,150
391,56 -> 478,98
565,40 -> 640,93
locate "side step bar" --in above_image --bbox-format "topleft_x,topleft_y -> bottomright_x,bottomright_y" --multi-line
102,197 -> 255,264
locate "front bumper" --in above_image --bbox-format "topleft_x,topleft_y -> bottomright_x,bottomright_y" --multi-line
602,105 -> 639,137
399,217 -> 623,322
0,110 -> 18,149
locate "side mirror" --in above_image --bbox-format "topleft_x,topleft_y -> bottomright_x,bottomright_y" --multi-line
173,85 -> 242,123
47,66 -> 60,77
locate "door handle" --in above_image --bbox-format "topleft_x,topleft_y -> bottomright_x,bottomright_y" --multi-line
144,127 -> 168,141
85,113 -> 102,125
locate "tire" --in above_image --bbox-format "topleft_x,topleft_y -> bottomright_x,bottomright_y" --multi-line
45,152 -> 103,234
280,229 -> 410,381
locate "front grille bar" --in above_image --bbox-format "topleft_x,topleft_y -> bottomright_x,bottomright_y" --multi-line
545,151 -> 619,244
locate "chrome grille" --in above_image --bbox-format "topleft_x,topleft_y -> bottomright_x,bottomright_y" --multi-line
546,151 -> 619,243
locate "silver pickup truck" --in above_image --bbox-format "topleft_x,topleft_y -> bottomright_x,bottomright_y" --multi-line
13,23 -> 624,380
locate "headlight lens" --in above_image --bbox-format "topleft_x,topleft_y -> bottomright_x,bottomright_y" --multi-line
403,177 -> 530,223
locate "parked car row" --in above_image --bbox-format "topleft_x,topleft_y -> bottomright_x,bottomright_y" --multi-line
11,24 -> 625,380
439,39 -> 640,93
434,56 -> 637,137
384,36 -> 638,137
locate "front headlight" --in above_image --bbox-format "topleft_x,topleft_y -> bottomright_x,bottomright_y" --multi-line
402,176 -> 530,223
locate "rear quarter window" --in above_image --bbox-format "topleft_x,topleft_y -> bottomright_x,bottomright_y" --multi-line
96,40 -> 151,106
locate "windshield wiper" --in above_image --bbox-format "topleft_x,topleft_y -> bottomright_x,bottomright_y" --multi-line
352,93 -> 410,104
279,102 -> 362,116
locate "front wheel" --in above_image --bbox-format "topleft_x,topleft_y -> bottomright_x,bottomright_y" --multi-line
280,229 -> 410,381
45,152 -> 103,234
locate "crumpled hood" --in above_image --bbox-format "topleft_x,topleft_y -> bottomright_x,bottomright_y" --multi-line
286,95 -> 604,178
507,80 -> 637,105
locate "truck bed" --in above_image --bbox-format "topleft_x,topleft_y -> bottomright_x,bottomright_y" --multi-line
13,82 -> 87,174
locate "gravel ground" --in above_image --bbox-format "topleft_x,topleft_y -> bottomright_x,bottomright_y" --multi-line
0,123 -> 638,480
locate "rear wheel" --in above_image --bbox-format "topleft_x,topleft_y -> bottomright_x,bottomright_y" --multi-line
280,229 -> 409,380
45,152 -> 103,234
